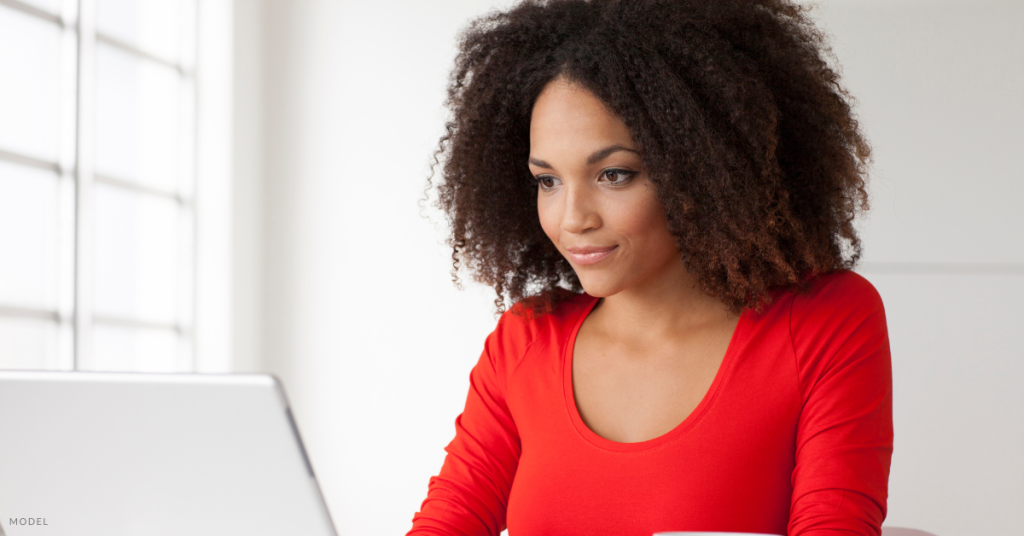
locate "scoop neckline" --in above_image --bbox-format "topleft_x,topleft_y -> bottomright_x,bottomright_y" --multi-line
561,293 -> 749,453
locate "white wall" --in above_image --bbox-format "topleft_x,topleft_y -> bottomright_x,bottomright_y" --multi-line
231,0 -> 266,375
195,0 -> 234,373
811,2 -> 1024,534
233,1 -> 515,534
232,1 -> 1024,535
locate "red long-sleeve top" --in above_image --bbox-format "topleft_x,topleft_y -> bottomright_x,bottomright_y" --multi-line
409,270 -> 893,536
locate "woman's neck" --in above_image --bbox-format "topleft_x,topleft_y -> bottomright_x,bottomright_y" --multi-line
591,257 -> 735,348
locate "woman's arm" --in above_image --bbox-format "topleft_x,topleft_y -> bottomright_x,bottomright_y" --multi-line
407,309 -> 532,536
788,272 -> 894,536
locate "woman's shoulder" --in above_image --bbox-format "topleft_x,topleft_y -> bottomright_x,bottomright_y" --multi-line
790,269 -> 885,315
784,270 -> 890,378
506,287 -> 592,325
496,288 -> 591,341
753,269 -> 884,333
483,288 -> 591,372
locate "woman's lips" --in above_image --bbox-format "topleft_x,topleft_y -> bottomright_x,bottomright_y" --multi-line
564,246 -> 617,266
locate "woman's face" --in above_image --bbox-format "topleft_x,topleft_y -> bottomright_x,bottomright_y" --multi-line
530,77 -> 684,298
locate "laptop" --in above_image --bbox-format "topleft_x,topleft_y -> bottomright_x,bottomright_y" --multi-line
0,370 -> 338,536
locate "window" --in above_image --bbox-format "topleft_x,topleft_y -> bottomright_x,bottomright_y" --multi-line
0,0 -> 200,372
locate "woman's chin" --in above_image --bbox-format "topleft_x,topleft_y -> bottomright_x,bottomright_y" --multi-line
576,277 -> 622,299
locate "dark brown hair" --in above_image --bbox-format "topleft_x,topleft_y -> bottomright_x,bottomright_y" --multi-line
425,0 -> 870,316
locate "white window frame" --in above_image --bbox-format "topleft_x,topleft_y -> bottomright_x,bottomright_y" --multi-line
0,0 -> 232,372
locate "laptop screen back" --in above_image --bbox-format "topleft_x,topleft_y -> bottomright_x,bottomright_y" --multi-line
0,371 -> 337,536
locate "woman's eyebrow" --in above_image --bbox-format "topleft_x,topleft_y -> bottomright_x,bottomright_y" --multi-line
529,145 -> 640,169
587,144 -> 640,165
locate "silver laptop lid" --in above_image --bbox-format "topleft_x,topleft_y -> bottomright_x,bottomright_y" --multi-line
0,371 -> 337,536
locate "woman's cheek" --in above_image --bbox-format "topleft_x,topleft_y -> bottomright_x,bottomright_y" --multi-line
537,198 -> 560,245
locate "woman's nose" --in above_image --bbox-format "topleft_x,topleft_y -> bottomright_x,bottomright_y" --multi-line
560,181 -> 600,234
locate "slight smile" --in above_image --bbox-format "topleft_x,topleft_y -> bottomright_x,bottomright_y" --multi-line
564,246 -> 617,266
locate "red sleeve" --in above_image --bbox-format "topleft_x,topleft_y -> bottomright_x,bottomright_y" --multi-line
788,272 -> 894,536
407,305 -> 536,536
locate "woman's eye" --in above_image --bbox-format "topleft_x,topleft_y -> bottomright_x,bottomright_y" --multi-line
601,169 -> 634,184
536,176 -> 557,189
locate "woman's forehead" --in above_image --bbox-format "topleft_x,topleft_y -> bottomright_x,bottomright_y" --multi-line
530,79 -> 636,158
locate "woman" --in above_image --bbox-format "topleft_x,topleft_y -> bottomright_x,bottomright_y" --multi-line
411,0 -> 892,535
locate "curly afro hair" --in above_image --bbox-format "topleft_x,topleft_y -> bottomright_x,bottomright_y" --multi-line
426,0 -> 871,317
